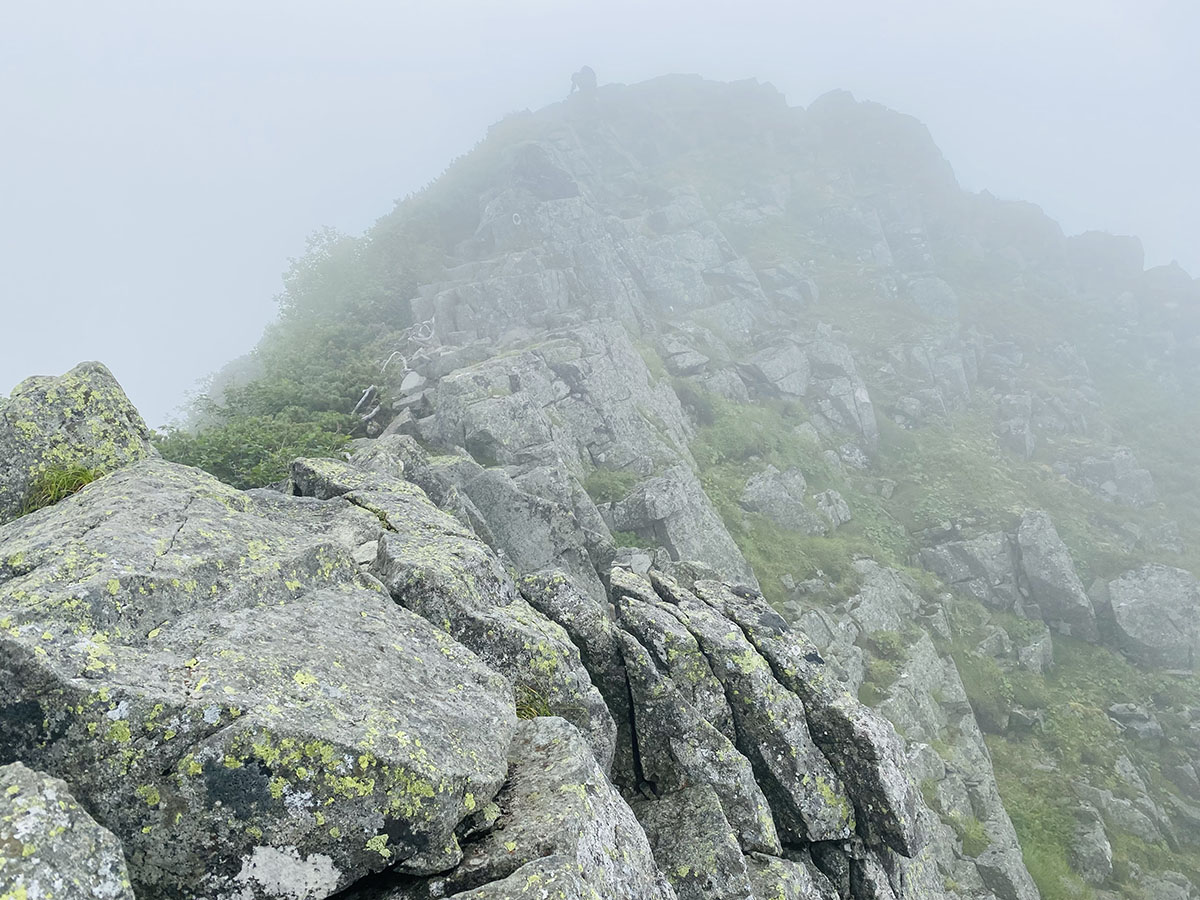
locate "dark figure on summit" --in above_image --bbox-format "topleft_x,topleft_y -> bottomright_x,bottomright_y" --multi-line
570,66 -> 597,95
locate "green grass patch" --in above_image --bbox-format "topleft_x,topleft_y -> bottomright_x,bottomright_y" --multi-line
583,468 -> 642,505
20,464 -> 103,515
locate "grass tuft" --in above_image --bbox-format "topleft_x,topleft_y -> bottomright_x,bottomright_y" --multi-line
20,464 -> 102,516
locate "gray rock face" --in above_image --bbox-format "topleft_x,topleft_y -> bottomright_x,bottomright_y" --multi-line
919,531 -> 1024,613
289,456 -> 616,772
739,335 -> 879,449
631,573 -> 854,845
0,361 -> 155,524
0,458 -> 517,899
740,466 -> 824,533
922,510 -> 1099,641
610,465 -> 756,586
744,851 -> 838,900
1092,565 -> 1200,669
1077,447 -> 1157,507
687,580 -> 925,859
1016,510 -> 1098,641
633,786 -> 755,900
1070,804 -> 1113,886
423,323 -> 693,477
1,761 -> 135,900
382,717 -> 675,900
903,275 -> 959,319
617,631 -> 781,856
975,847 -> 1040,900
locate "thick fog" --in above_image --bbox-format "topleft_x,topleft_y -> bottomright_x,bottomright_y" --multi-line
2,0 -> 1196,426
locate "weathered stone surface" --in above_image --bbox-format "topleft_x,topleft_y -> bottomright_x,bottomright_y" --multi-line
645,575 -> 853,844
739,466 -> 823,533
814,489 -> 853,531
612,569 -> 732,737
974,847 -> 1039,900
610,466 -> 756,587
422,323 -> 693,476
382,717 -> 675,900
919,532 -> 1024,613
1077,448 -> 1157,507
744,851 -> 839,900
633,786 -> 755,900
0,361 -> 155,524
617,631 -> 781,855
291,456 -> 615,771
696,582 -> 925,858
1070,804 -> 1113,886
0,458 -> 516,899
0,761 -> 135,900
1016,510 -> 1098,641
1092,565 -> 1200,669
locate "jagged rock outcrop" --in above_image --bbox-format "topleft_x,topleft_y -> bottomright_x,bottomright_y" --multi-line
0,361 -> 155,524
287,453 -> 617,770
921,509 -> 1098,641
792,562 -> 1038,899
1,761 -> 135,900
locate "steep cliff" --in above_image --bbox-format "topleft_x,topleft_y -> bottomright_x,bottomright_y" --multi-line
5,75 -> 1200,900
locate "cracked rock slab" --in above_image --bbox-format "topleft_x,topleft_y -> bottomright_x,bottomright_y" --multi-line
0,458 -> 516,900
291,456 -> 616,771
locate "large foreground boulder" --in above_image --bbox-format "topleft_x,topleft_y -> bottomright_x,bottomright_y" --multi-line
1,761 -> 135,900
0,458 -> 517,900
0,361 -> 155,524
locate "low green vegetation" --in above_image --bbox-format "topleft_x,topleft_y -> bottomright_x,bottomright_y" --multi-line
583,467 -> 642,505
514,685 -> 553,720
20,464 -> 102,516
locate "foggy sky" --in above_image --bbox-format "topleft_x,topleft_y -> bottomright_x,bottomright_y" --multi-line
2,0 -> 1197,427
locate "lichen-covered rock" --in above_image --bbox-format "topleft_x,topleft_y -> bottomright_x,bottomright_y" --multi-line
632,786 -> 755,900
290,456 -> 616,771
0,761 -> 135,900
1091,564 -> 1200,669
639,573 -> 854,844
0,458 -> 516,899
0,361 -> 155,524
612,570 -> 732,737
695,582 -> 925,858
744,851 -> 839,900
372,717 -> 676,900
617,631 -> 781,855
517,571 -> 632,780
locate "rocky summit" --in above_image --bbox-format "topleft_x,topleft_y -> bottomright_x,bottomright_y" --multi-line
4,75 -> 1200,900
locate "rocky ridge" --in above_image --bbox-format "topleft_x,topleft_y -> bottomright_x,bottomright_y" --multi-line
4,363 -> 933,900
8,75 -> 1200,900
